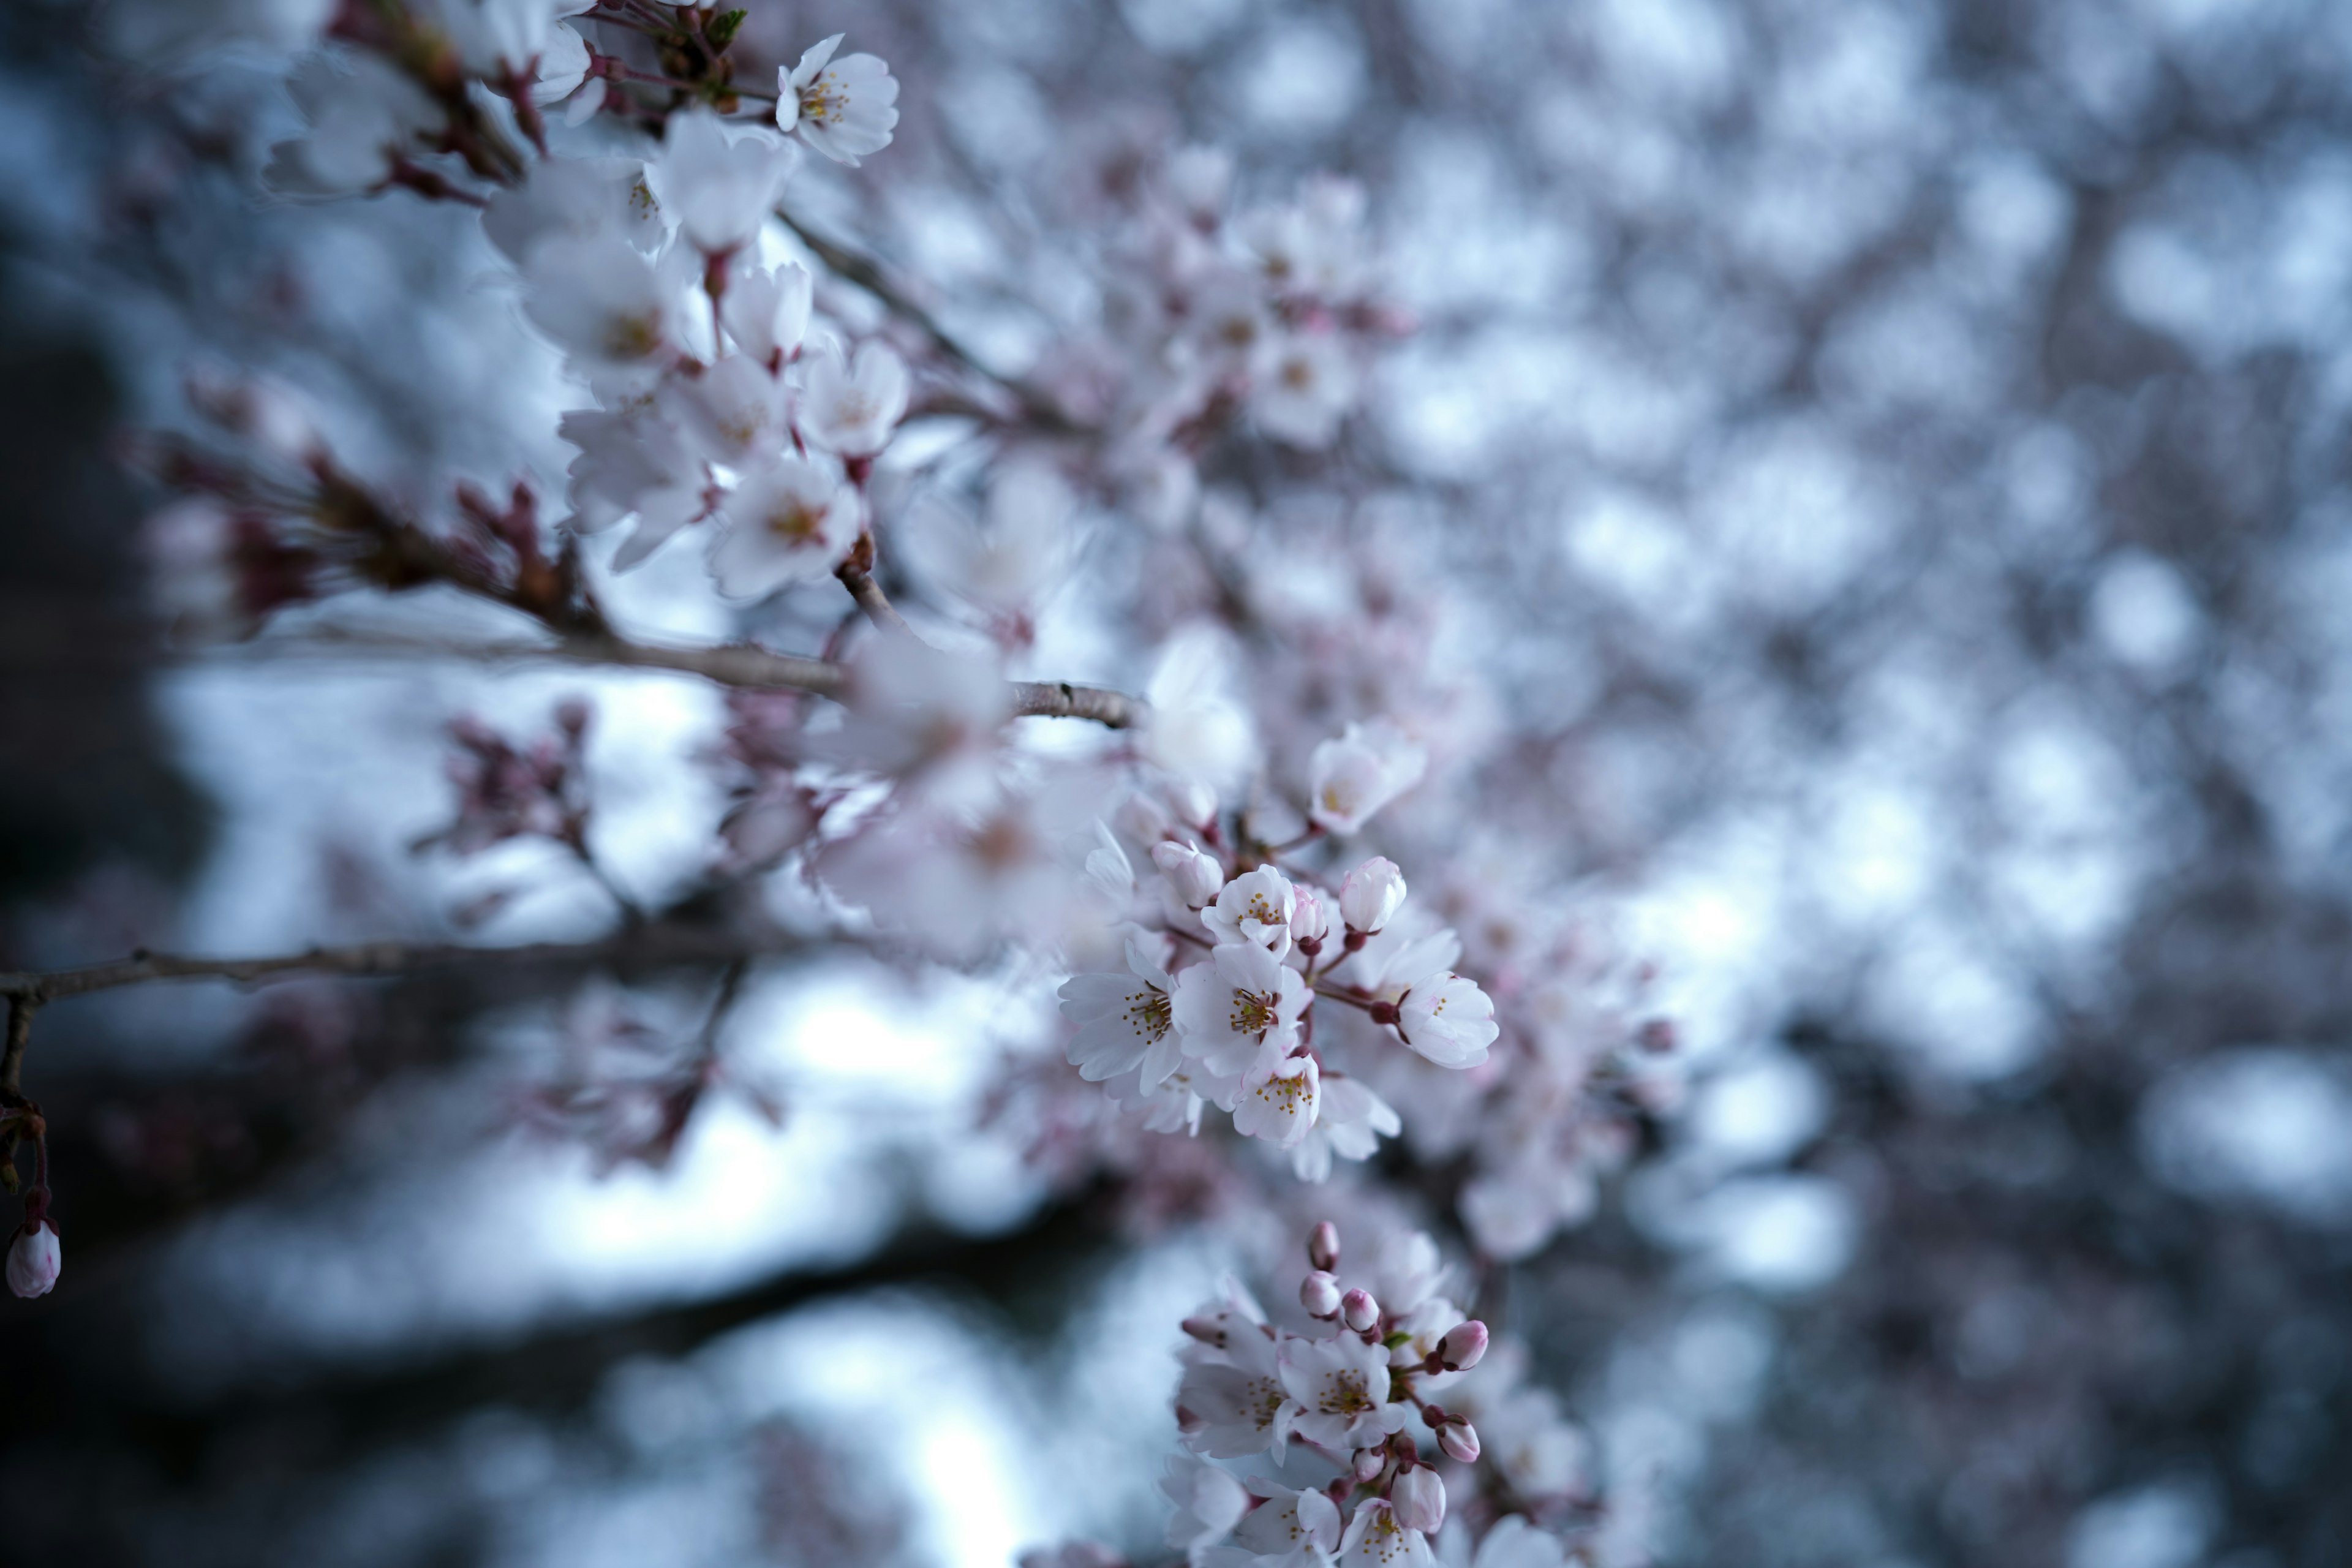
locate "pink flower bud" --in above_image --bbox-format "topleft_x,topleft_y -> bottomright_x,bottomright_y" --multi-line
1437,1420 -> 1480,1464
1300,1270 -> 1342,1318
1340,1287 -> 1381,1333
1339,857 -> 1407,933
1392,1466 -> 1446,1534
1292,886 -> 1329,944
1307,1220 -> 1340,1273
7,1219 -> 60,1300
1438,1320 -> 1488,1371
1352,1447 -> 1387,1483
1151,840 -> 1225,908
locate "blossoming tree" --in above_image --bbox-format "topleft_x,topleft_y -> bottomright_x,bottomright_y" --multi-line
0,2 -> 1681,1564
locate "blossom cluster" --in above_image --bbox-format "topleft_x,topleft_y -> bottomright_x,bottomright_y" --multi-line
1060,720 -> 1504,1180
1025,1221 -> 1610,1568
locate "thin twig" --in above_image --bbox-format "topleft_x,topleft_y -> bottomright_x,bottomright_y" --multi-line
0,925 -> 813,1009
1,997 -> 32,1103
835,558 -> 915,638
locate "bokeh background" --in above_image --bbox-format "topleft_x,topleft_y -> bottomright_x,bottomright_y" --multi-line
3,0 -> 2351,1564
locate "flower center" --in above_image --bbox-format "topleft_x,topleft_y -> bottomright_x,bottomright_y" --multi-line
1227,987 -> 1278,1035
764,499 -> 827,546
1125,989 -> 1171,1042
801,74 -> 847,126
1318,1371 -> 1372,1416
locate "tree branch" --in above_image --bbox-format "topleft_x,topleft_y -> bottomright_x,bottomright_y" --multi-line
249,626 -> 1147,729
0,924 -> 814,1008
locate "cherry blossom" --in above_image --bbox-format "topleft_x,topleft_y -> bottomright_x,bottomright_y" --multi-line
1060,937 -> 1182,1086
706,456 -> 861,597
796,341 -> 910,458
263,51 -> 439,197
1172,941 -> 1308,1077
647,107 -> 799,257
1276,1330 -> 1404,1452
1340,856 -> 1408,935
1232,1053 -> 1319,1148
719,260 -> 814,368
1395,972 -> 1499,1069
1223,1484 -> 1341,1568
1310,721 -> 1429,836
1161,1453 -> 1250,1561
777,34 -> 900,166
1200,865 -> 1298,954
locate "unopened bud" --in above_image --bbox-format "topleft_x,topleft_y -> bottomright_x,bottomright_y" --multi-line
1307,1220 -> 1340,1273
1340,1287 -> 1381,1334
1438,1320 -> 1488,1372
1180,1315 -> 1226,1348
1436,1420 -> 1480,1464
1171,780 -> 1217,830
1392,1466 -> 1446,1534
1152,840 -> 1226,908
1292,886 -> 1329,944
1351,1447 -> 1386,1483
1339,857 -> 1407,934
7,1219 -> 61,1300
1300,1270 -> 1342,1318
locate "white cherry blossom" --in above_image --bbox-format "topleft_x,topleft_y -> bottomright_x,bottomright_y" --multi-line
1336,1499 -> 1433,1568
777,34 -> 900,165
1060,937 -> 1182,1087
1340,857 -> 1408,934
263,51 -> 439,197
1232,1052 -> 1319,1148
1310,720 -> 1428,836
1176,1325 -> 1293,1458
797,340 -> 910,458
1161,1453 -> 1250,1559
1201,864 -> 1297,954
1249,331 -> 1357,450
706,456 -> 861,597
667,353 -> 790,468
1397,972 -> 1499,1069
1223,1483 -> 1341,1568
647,107 -> 799,257
522,234 -> 693,373
720,260 -> 813,367
1173,940 -> 1308,1076
1152,841 -> 1226,910
1277,1332 -> 1405,1453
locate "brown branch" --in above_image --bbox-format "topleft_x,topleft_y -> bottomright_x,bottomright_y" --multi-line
1,997 -> 31,1103
247,626 -> 1145,729
0,924 -> 813,1009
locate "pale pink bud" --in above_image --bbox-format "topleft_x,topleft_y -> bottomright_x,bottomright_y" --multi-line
1306,1220 -> 1340,1273
7,1220 -> 60,1300
1171,779 -> 1218,830
1300,1270 -> 1342,1318
1340,1287 -> 1381,1333
1438,1320 -> 1488,1371
1437,1420 -> 1480,1464
1339,857 -> 1407,933
1352,1447 -> 1387,1483
1152,840 -> 1225,908
1291,885 -> 1329,944
1392,1466 -> 1446,1534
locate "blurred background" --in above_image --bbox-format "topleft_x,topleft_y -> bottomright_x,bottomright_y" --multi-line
3,0 -> 2352,1564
